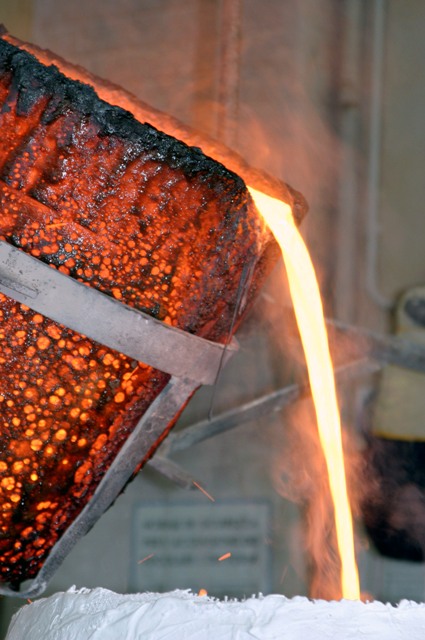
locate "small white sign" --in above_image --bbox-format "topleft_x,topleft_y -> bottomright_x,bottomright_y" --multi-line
130,501 -> 271,598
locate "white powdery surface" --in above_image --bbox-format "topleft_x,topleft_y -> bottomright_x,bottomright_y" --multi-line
5,587 -> 425,640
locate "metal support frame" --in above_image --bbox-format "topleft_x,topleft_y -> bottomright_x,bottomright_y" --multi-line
1,241 -> 425,595
0,241 -> 237,386
0,241 -> 237,597
150,318 -> 425,485
6,376 -> 197,598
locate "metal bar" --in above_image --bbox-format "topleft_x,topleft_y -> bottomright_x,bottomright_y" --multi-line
161,357 -> 378,456
0,241 -> 237,385
328,319 -> 425,373
282,311 -> 425,373
152,319 -> 425,461
147,455 -> 199,490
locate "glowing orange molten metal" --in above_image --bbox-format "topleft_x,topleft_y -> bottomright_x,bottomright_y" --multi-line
248,187 -> 360,601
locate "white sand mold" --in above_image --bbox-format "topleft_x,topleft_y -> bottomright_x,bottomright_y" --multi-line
6,587 -> 425,640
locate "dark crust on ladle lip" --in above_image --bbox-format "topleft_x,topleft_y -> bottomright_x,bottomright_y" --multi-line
0,25 -> 308,225
0,35 -> 246,189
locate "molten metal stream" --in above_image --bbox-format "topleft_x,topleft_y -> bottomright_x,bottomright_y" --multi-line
248,187 -> 360,600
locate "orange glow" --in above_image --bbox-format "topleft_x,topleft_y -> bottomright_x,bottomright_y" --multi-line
248,187 -> 360,601
218,552 -> 232,561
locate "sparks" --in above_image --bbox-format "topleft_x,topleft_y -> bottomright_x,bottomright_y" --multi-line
218,552 -> 232,562
137,553 -> 154,565
248,186 -> 360,600
192,480 -> 215,503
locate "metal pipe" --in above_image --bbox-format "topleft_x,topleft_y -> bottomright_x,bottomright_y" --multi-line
335,0 -> 363,322
216,0 -> 242,146
365,0 -> 392,309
